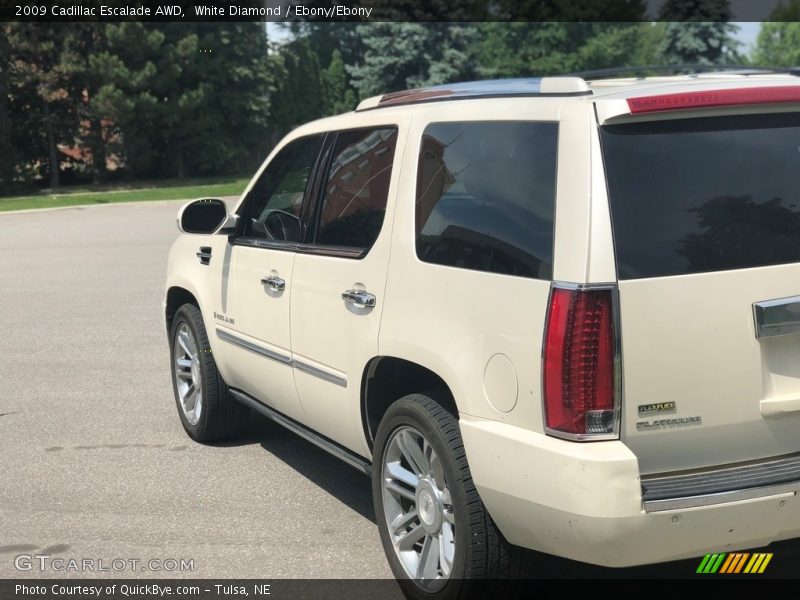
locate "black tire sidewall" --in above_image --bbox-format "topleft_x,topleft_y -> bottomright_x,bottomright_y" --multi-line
372,396 -> 470,600
169,305 -> 215,440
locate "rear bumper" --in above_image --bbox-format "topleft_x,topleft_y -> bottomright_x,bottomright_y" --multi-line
460,415 -> 800,567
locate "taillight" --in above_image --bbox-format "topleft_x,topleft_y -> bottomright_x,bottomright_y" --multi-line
627,86 -> 800,114
543,285 -> 618,440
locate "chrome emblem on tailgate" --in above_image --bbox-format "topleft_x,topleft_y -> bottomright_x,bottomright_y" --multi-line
637,401 -> 677,416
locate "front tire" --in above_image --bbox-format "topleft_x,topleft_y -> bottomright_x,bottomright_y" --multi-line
372,394 -> 527,600
169,303 -> 248,442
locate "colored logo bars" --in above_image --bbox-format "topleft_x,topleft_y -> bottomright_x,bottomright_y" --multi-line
696,552 -> 773,574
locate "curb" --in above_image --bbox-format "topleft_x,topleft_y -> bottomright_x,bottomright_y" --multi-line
0,196 -> 239,216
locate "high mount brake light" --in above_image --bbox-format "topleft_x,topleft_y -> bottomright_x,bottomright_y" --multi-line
543,285 -> 619,440
627,86 -> 800,114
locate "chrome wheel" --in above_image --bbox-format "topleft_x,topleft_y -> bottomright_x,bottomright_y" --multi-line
174,322 -> 202,426
381,426 -> 455,589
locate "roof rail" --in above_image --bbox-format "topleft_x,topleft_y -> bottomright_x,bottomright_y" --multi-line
571,64 -> 800,80
355,77 -> 591,112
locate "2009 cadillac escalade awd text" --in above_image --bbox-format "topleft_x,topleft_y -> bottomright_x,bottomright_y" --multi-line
164,74 -> 800,595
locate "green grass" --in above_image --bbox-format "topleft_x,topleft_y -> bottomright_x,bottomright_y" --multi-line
0,176 -> 250,212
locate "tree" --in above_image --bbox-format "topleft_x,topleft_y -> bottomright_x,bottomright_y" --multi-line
322,50 -> 357,115
767,0 -> 800,20
5,24 -> 77,190
480,23 -> 658,78
0,27 -> 19,189
657,0 -> 741,65
364,0 -> 647,21
680,196 -> 800,272
83,23 -> 274,178
753,2 -> 800,67
270,37 -> 325,133
348,23 -> 481,98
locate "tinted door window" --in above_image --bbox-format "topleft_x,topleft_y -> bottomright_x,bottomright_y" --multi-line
315,127 -> 398,250
415,121 -> 558,279
601,113 -> 800,279
241,135 -> 323,242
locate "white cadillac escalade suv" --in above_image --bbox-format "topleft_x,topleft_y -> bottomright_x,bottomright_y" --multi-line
165,74 -> 800,594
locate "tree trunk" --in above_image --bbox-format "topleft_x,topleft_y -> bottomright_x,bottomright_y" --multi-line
89,116 -> 106,184
42,98 -> 60,190
176,148 -> 185,179
0,29 -> 16,190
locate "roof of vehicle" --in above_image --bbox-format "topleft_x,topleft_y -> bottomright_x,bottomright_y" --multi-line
586,72 -> 800,100
355,72 -> 800,111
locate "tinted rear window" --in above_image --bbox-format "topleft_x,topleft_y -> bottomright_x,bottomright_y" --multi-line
416,121 -> 558,280
601,113 -> 800,279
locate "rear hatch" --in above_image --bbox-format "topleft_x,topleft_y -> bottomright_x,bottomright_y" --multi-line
600,107 -> 800,475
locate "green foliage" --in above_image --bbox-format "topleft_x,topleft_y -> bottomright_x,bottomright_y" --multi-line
769,0 -> 800,20
2,23 -> 274,193
322,50 -> 358,115
1,17 -> 761,200
366,0 -> 646,21
480,23 -> 660,78
348,23 -> 480,98
657,0 -> 741,65
754,21 -> 800,66
269,36 -> 325,133
0,176 -> 249,212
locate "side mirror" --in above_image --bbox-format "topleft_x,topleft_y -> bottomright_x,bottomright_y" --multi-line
177,198 -> 236,234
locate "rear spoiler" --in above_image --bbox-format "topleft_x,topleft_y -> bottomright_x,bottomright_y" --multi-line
627,86 -> 800,114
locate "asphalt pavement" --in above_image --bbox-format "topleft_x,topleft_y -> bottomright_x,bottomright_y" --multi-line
1,200 -> 798,581
0,200 -> 390,580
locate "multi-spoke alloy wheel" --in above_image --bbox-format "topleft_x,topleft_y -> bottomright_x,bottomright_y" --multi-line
174,322 -> 203,425
374,394 -> 528,598
168,303 -> 247,442
382,426 -> 456,588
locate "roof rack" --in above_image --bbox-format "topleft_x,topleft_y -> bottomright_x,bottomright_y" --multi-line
571,64 -> 800,80
355,77 -> 591,111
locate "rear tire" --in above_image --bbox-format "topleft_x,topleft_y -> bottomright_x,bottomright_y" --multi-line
372,394 -> 531,600
169,303 -> 248,442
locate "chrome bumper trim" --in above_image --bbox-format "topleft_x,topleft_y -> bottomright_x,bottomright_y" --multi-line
642,452 -> 800,512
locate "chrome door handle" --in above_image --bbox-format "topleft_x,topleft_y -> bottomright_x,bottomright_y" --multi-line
261,275 -> 285,291
342,290 -> 376,308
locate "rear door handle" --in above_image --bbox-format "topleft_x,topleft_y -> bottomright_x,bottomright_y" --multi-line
753,295 -> 800,338
342,290 -> 376,308
261,275 -> 286,292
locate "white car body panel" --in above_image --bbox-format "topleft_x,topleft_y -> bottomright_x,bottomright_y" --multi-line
165,74 -> 800,567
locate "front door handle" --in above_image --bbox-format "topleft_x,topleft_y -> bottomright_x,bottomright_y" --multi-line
342,289 -> 376,308
196,247 -> 212,265
261,275 -> 286,292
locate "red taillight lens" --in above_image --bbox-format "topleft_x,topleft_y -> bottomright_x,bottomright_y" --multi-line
543,286 -> 617,438
627,86 -> 800,114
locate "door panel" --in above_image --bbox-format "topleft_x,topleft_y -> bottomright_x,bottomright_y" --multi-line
215,133 -> 324,422
290,126 -> 400,455
620,267 -> 800,475
291,252 -> 388,453
222,246 -> 302,420
600,113 -> 800,474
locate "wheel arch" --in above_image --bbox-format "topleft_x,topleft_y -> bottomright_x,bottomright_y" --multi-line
165,285 -> 201,334
361,356 -> 459,451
